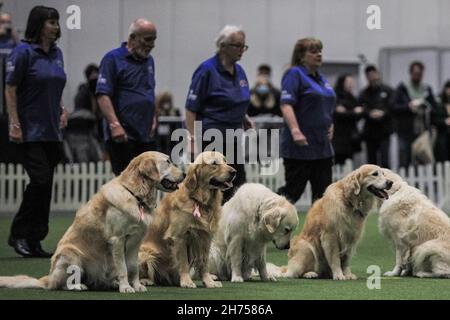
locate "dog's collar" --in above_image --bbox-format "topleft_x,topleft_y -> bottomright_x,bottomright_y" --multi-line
122,184 -> 148,221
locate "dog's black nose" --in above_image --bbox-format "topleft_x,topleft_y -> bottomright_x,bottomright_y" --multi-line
229,170 -> 236,180
386,180 -> 393,189
284,243 -> 290,250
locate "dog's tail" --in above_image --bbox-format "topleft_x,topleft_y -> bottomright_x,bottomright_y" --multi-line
266,263 -> 290,278
0,275 -> 48,289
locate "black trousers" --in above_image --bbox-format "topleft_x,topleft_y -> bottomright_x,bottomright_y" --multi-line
106,140 -> 155,176
9,142 -> 62,242
397,134 -> 414,168
366,137 -> 390,169
277,157 -> 333,206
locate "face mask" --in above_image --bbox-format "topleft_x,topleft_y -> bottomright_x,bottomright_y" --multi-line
88,78 -> 98,93
256,84 -> 270,95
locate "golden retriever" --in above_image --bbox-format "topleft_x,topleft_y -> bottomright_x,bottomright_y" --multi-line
208,183 -> 299,282
138,151 -> 236,288
378,169 -> 450,278
269,164 -> 393,280
0,151 -> 185,293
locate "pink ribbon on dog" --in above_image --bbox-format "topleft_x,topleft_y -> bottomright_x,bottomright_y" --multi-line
138,205 -> 145,222
193,203 -> 201,219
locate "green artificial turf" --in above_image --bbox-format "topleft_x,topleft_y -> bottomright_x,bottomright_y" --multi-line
0,213 -> 449,300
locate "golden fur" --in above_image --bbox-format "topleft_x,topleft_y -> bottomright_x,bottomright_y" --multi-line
378,169 -> 450,278
269,164 -> 393,280
209,183 -> 299,282
0,152 -> 184,293
138,151 -> 236,288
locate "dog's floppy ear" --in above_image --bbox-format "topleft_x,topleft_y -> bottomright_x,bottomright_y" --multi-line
263,210 -> 281,234
184,164 -> 199,190
349,172 -> 361,195
138,157 -> 160,181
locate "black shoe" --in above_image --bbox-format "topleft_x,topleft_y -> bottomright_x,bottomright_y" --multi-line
9,238 -> 34,257
30,242 -> 53,258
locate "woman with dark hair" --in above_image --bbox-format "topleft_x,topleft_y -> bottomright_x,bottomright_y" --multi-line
332,74 -> 364,164
5,6 -> 67,257
277,38 -> 336,205
431,80 -> 450,162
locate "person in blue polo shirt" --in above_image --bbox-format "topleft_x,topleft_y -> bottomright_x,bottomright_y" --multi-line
96,18 -> 158,176
6,6 -> 67,258
185,25 -> 254,202
277,38 -> 336,205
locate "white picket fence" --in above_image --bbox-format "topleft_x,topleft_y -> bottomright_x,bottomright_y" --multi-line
1,160 -> 450,213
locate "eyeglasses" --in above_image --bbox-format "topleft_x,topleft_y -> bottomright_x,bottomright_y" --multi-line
227,43 -> 249,51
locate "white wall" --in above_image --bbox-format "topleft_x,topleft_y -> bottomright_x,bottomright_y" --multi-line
3,0 -> 450,111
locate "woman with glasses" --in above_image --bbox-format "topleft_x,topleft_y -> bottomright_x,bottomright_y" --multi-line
277,38 -> 336,206
185,25 -> 254,202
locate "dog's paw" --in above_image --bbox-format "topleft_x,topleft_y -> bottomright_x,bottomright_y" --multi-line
303,272 -> 319,279
344,273 -> 357,280
231,275 -> 244,283
332,272 -> 346,280
140,278 -> 154,286
209,274 -> 219,281
180,279 -> 197,288
133,283 -> 147,292
68,283 -> 88,291
204,280 -> 223,288
384,270 -> 400,277
261,273 -> 277,282
119,284 -> 135,293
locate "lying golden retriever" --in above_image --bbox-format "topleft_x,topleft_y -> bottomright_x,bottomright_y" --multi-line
208,183 -> 298,282
379,169 -> 450,278
0,151 -> 184,293
269,164 -> 392,280
138,151 -> 235,288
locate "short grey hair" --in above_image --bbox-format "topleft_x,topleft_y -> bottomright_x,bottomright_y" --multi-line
215,25 -> 245,52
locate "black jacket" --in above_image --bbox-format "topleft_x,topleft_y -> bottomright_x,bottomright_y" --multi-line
358,84 -> 395,140
332,92 -> 363,155
393,83 -> 438,137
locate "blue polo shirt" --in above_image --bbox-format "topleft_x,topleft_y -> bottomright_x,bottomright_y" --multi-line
96,42 -> 155,142
280,66 -> 336,160
185,54 -> 250,132
6,41 -> 66,142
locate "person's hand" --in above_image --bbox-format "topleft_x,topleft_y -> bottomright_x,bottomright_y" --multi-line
150,120 -> 157,138
327,125 -> 334,141
110,121 -> 128,142
445,117 -> 450,126
354,106 -> 364,114
291,128 -> 308,146
409,99 -> 423,112
244,116 -> 255,130
9,123 -> 23,143
369,109 -> 384,119
60,108 -> 68,129
336,105 -> 346,113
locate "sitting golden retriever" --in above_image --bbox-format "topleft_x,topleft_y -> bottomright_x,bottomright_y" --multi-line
269,164 -> 392,280
208,183 -> 298,282
0,152 -> 184,293
379,169 -> 450,278
138,151 -> 235,288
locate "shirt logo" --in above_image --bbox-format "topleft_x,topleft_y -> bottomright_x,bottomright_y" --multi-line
6,61 -> 14,73
56,60 -> 63,68
148,65 -> 154,74
188,89 -> 197,101
281,90 -> 292,100
239,80 -> 248,87
325,83 -> 333,90
98,73 -> 107,84
380,91 -> 387,98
